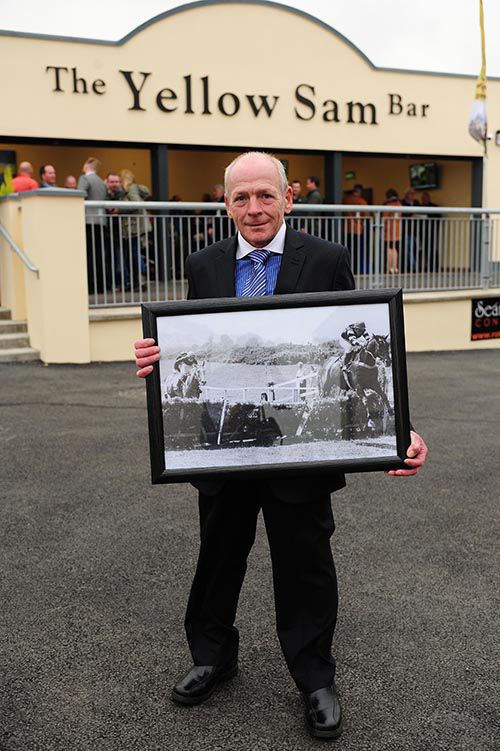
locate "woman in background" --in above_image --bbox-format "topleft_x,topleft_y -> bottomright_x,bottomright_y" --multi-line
119,169 -> 151,291
383,188 -> 402,274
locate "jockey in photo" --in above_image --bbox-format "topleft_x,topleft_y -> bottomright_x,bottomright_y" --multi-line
340,321 -> 371,370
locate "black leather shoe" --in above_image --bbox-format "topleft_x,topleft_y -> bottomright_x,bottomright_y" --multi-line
303,684 -> 343,739
171,660 -> 238,706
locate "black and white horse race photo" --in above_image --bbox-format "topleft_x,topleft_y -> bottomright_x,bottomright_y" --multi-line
157,302 -> 397,472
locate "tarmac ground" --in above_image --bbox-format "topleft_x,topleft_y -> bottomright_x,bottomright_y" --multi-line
0,351 -> 498,751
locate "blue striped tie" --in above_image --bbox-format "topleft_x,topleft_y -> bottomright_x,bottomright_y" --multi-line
241,249 -> 271,296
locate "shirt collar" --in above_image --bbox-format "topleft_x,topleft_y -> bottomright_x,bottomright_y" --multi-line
236,221 -> 286,259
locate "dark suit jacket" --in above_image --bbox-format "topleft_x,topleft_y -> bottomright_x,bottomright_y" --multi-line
185,226 -> 355,503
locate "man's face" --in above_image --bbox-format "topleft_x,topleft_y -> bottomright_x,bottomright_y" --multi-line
291,181 -> 302,200
64,176 -> 77,189
42,165 -> 57,185
106,174 -> 121,193
306,178 -> 315,192
225,156 -> 293,248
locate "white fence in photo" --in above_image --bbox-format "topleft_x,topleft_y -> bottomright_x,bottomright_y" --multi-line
202,370 -> 319,405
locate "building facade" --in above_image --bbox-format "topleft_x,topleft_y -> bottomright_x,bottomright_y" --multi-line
1,2 -> 500,362
1,1 -> 498,206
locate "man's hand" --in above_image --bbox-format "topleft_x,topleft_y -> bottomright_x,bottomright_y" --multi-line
387,430 -> 428,477
134,338 -> 161,378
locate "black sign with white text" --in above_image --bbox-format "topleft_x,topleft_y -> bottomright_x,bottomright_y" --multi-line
471,297 -> 500,340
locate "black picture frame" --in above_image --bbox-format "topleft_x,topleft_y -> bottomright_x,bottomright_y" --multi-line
142,289 -> 411,484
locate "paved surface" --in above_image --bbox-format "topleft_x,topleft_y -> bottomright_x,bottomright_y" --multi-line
0,351 -> 498,751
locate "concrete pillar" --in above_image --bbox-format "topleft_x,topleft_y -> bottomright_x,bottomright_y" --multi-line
20,190 -> 90,363
324,152 -> 343,204
471,157 -> 483,208
151,144 -> 169,200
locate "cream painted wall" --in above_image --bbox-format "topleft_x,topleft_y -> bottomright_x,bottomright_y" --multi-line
0,198 -> 27,320
89,313 -> 141,363
404,291 -> 500,351
3,3 -> 499,202
20,192 -> 90,363
0,4 -> 488,154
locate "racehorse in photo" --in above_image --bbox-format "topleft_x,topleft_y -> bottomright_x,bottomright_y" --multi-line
319,334 -> 393,431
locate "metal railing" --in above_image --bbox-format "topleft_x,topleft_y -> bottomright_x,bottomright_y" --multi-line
84,201 -> 500,307
0,222 -> 39,275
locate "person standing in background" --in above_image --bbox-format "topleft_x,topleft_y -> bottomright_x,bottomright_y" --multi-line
344,184 -> 369,274
304,176 -> 323,235
105,172 -> 124,202
39,164 -> 57,189
291,180 -> 304,204
291,179 -> 306,232
401,188 -> 420,272
420,192 -> 441,271
383,188 -> 402,274
120,169 -> 151,291
63,175 -> 77,189
206,183 -> 225,245
304,176 -> 323,204
103,172 -> 125,289
78,157 -> 108,294
12,161 -> 38,192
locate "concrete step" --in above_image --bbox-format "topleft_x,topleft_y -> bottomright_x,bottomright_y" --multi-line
0,332 -> 30,349
0,347 -> 40,363
0,319 -> 27,334
0,308 -> 12,320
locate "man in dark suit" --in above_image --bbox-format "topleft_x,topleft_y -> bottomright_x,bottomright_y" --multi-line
134,152 -> 427,740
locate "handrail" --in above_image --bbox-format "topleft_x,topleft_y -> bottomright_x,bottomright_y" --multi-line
0,223 -> 39,275
85,201 -> 498,215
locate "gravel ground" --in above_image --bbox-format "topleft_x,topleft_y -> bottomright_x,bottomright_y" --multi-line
0,351 -> 498,751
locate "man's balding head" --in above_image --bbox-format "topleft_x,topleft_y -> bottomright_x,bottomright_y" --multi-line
224,152 -> 288,196
18,161 -> 34,177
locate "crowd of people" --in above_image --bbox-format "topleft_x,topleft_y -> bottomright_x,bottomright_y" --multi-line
11,159 -> 441,287
12,160 -> 80,192
289,178 -> 441,274
11,157 -> 154,294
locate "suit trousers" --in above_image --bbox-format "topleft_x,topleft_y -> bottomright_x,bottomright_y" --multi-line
184,480 -> 338,693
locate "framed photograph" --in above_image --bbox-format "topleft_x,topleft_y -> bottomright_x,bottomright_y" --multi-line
142,290 -> 411,484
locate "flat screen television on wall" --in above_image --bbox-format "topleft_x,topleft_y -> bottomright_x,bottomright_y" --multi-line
409,162 -> 438,190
